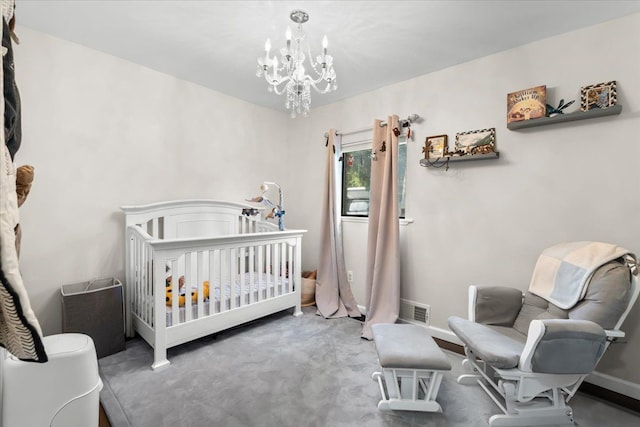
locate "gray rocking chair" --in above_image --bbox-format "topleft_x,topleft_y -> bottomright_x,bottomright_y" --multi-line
448,242 -> 638,426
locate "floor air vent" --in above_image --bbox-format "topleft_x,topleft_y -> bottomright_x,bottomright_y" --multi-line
399,299 -> 430,326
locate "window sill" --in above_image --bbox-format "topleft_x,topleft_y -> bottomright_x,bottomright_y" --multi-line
341,216 -> 414,226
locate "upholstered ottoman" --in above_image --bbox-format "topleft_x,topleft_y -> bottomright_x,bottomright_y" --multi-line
371,323 -> 451,412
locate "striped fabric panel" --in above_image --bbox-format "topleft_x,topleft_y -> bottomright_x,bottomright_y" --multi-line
0,266 -> 47,362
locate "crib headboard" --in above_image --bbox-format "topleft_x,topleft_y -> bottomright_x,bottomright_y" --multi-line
121,199 -> 275,239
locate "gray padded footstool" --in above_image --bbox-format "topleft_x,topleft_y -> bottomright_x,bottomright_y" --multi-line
371,323 -> 451,412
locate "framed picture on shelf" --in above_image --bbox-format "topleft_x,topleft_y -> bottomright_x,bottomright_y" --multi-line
580,81 -> 617,111
455,128 -> 496,155
423,134 -> 448,159
507,85 -> 546,123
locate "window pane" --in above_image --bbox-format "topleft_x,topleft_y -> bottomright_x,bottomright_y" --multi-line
341,144 -> 407,218
398,143 -> 406,218
342,149 -> 371,216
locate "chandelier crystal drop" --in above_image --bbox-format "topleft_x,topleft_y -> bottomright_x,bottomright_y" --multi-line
256,10 -> 337,118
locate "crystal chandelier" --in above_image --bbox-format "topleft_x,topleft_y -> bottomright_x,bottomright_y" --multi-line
256,10 -> 337,118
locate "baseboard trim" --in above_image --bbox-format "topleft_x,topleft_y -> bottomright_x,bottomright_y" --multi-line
579,381 -> 640,413
398,320 -> 640,413
586,371 -> 640,401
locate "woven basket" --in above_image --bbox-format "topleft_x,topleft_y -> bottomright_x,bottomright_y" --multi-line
301,277 -> 316,307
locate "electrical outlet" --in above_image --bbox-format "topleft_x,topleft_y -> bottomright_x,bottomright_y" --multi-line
347,271 -> 353,282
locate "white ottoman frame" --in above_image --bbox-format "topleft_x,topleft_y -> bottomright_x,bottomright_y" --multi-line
372,366 -> 446,412
371,323 -> 451,413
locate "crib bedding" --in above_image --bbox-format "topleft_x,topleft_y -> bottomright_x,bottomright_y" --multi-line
166,272 -> 289,326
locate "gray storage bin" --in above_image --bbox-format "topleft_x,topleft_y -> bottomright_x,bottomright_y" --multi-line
61,277 -> 125,358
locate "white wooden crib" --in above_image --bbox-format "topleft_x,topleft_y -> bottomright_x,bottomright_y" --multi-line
121,200 -> 306,370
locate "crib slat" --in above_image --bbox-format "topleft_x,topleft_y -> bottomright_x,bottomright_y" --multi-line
132,237 -> 138,319
135,237 -> 143,320
281,242 -> 287,296
248,246 -> 255,305
231,248 -> 237,309
227,248 -> 232,310
278,242 -> 289,295
140,241 -> 145,324
258,245 -> 264,302
144,243 -> 150,325
223,248 -> 228,312
171,259 -> 179,326
266,244 -> 272,300
273,243 -> 278,298
277,242 -> 281,297
185,252 -> 193,322
146,243 -> 152,326
274,243 -> 278,297
288,244 -> 293,294
220,249 -> 226,312
197,251 -> 204,319
240,247 -> 246,307
209,250 -> 217,315
140,237 -> 146,318
270,243 -> 275,298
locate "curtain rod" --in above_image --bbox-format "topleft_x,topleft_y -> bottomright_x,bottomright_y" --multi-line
324,114 -> 420,139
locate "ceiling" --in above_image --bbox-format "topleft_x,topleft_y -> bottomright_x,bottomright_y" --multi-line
14,1 -> 640,113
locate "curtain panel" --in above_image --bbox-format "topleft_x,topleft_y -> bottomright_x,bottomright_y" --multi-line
361,116 -> 401,339
315,130 -> 360,319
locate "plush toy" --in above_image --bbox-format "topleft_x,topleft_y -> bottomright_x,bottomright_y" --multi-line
165,275 -> 210,307
14,165 -> 34,257
16,165 -> 34,207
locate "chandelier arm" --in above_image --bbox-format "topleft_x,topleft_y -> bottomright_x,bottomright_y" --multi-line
304,71 -> 331,86
263,72 -> 292,88
272,80 -> 290,96
262,73 -> 274,85
308,79 -> 333,94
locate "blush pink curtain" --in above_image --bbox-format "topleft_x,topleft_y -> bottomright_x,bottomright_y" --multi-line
315,130 -> 361,319
361,116 -> 401,339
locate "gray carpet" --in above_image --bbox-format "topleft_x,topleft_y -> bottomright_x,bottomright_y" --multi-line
99,307 -> 640,427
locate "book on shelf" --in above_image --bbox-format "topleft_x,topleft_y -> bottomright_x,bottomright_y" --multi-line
507,85 -> 546,124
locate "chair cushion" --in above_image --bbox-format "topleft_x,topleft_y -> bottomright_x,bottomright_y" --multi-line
513,292 -> 568,335
448,316 -> 525,369
473,286 -> 523,326
526,319 -> 606,374
372,324 -> 451,370
569,260 -> 631,329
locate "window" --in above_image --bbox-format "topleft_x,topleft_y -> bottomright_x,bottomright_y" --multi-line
341,140 -> 407,218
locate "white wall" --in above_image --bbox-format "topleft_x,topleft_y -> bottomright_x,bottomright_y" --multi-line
13,27 -> 289,336
284,14 -> 640,391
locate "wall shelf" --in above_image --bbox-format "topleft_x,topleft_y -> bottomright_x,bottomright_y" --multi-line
507,105 -> 622,130
419,151 -> 499,168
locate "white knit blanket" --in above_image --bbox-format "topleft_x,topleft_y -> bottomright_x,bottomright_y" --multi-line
529,241 -> 635,309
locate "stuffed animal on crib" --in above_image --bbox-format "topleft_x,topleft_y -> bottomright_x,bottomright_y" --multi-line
165,275 -> 210,306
